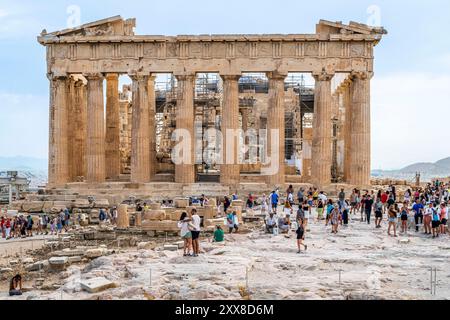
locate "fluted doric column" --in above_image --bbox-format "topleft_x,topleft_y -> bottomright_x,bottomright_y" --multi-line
148,75 -> 157,180
349,71 -> 372,186
220,74 -> 241,186
48,74 -> 69,186
342,79 -> 353,183
266,72 -> 286,187
105,73 -> 121,180
174,74 -> 196,184
311,70 -> 334,187
130,74 -> 151,183
72,79 -> 87,180
85,73 -> 106,183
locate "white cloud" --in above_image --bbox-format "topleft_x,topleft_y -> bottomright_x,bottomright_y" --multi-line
372,72 -> 450,170
0,92 -> 48,158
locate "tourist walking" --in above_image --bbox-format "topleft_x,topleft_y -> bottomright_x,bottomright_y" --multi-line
338,189 -> 346,208
387,205 -> 398,237
431,203 -> 440,238
5,218 -> 11,240
296,203 -> 305,226
223,196 -> 231,214
342,200 -> 350,226
374,197 -> 383,228
297,188 -> 304,204
439,202 -> 448,235
400,202 -> 409,234
412,199 -> 424,232
56,216 -> 63,234
270,191 -> 279,214
50,217 -> 56,235
316,199 -> 324,221
330,204 -> 341,234
261,194 -> 268,214
283,200 -> 293,216
64,207 -> 70,231
350,190 -> 357,215
227,211 -> 239,233
424,203 -> 433,235
26,215 -> 33,237
296,220 -> 308,254
364,195 -> 374,225
325,199 -> 334,226
1,216 -> 5,239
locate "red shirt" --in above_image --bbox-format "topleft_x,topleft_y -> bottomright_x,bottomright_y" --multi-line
381,194 -> 388,203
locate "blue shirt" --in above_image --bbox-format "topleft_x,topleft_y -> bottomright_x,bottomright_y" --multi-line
412,203 -> 424,215
271,193 -> 279,204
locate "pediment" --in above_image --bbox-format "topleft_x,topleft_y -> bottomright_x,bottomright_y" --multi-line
317,19 -> 387,35
41,15 -> 136,38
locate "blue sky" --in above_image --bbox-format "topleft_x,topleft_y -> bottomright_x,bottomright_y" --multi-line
1,0 -> 450,170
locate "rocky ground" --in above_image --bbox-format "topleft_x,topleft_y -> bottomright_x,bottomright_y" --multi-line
1,209 -> 450,300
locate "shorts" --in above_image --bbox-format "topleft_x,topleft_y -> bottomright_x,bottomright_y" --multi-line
432,221 -> 440,228
401,215 -> 408,221
441,219 -> 448,225
307,200 -> 313,206
375,211 -> 382,218
297,232 -> 304,240
182,232 -> 192,239
388,217 -> 396,223
191,231 -> 200,240
313,197 -> 318,201
351,202 -> 357,207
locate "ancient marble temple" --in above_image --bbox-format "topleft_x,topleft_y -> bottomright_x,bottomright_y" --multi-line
38,16 -> 386,189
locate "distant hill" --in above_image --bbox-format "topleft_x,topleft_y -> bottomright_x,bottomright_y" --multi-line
0,156 -> 48,188
372,157 -> 450,181
0,156 -> 47,172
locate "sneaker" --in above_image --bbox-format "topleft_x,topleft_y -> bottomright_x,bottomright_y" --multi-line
304,245 -> 308,251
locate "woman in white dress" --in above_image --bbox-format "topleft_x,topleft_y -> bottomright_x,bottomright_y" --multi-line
261,194 -> 268,214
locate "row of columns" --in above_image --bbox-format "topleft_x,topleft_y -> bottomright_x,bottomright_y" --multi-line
48,71 -> 287,187
311,70 -> 372,187
48,73 -> 158,186
48,69 -> 371,188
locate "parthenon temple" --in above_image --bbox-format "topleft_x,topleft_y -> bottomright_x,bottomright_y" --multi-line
38,16 -> 386,198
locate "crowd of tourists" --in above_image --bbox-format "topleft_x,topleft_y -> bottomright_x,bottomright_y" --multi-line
0,206 -> 122,241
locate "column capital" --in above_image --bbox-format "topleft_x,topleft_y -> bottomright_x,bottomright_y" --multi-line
350,71 -> 374,80
220,74 -> 241,82
174,73 -> 196,82
84,72 -> 104,81
129,72 -> 149,82
312,69 -> 335,82
266,71 -> 287,80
